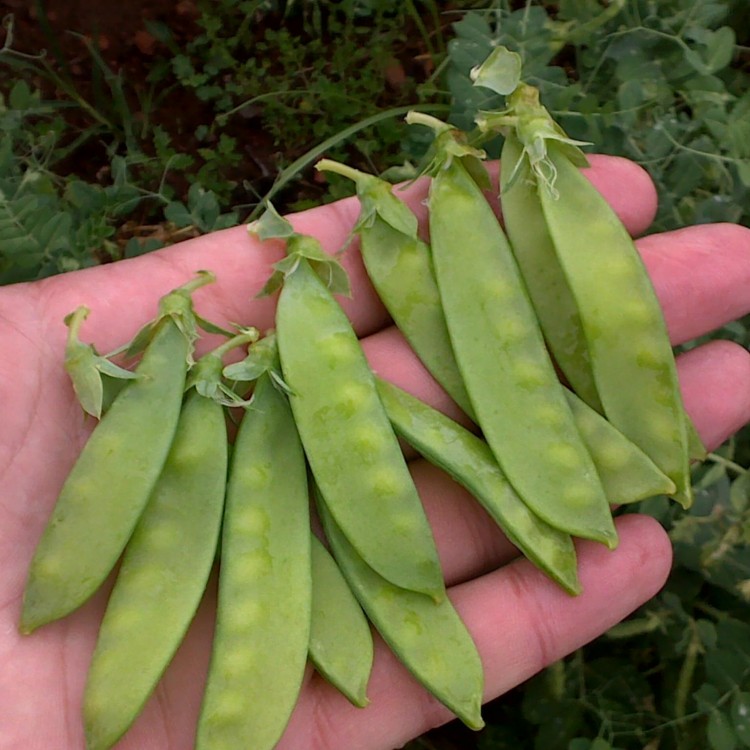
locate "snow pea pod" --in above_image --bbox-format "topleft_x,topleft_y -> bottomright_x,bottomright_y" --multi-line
309,533 -> 373,707
315,159 -> 475,419
409,115 -> 616,548
538,143 -> 692,507
273,232 -> 444,601
20,315 -> 192,633
84,386 -> 228,750
564,390 -> 676,503
197,372 -> 311,750
499,130 -> 601,412
316,490 -> 485,730
375,378 -> 581,594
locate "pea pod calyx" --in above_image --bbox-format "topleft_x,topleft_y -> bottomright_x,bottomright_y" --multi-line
63,306 -> 139,420
251,204 -> 351,298
124,269 -> 216,362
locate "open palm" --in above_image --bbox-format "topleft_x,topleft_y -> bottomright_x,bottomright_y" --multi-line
2,156 -> 750,750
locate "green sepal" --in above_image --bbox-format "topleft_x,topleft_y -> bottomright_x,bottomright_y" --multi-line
185,327 -> 260,407
258,235 -> 351,299
124,270 -> 216,363
63,306 -> 139,419
405,111 -> 488,181
316,159 -> 419,239
248,202 -> 296,241
475,82 -> 590,197
222,331 -> 294,398
469,46 -> 523,96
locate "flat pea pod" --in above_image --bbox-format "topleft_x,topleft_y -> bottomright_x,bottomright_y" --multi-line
564,389 -> 676,503
375,378 -> 581,595
309,533 -> 373,707
500,131 -> 601,412
423,132 -> 616,548
83,387 -> 228,750
276,253 -> 444,601
317,491 -> 485,731
20,317 -> 190,633
538,144 -> 692,507
315,159 -> 475,419
196,373 -> 311,750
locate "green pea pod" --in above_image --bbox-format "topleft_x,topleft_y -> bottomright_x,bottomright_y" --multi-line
375,378 -> 581,595
408,114 -> 616,548
20,316 -> 191,633
275,243 -> 444,601
83,387 -> 228,750
315,159 -> 475,419
564,390 -> 676,503
499,131 -> 602,412
309,534 -> 373,707
196,373 -> 311,750
316,491 -> 485,731
538,144 -> 692,507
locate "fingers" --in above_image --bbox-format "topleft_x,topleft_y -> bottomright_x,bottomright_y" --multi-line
638,222 -> 750,345
18,155 -> 660,354
361,330 -> 750,590
678,339 -> 750,450
282,514 -> 672,750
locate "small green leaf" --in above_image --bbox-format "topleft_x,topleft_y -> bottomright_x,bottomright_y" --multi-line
249,203 -> 295,241
731,692 -> 750,746
708,709 -> 738,750
63,306 -> 138,418
470,46 -> 523,96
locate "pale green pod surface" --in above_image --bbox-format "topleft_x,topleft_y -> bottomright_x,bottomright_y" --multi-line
539,145 -> 692,508
564,390 -> 676,504
20,319 -> 189,633
376,378 -> 581,595
317,496 -> 485,731
358,207 -> 475,419
428,158 -> 617,548
84,388 -> 228,750
276,257 -> 444,601
500,131 -> 602,412
196,374 -> 311,750
309,534 -> 373,707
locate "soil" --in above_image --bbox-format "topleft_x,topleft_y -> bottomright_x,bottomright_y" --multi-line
0,0 -> 456,223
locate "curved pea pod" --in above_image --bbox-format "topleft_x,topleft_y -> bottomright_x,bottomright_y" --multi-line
499,131 -> 602,412
309,534 -> 373,707
196,373 -> 311,750
316,491 -> 485,731
564,390 -> 676,503
20,317 -> 191,633
538,144 -> 692,507
315,159 -> 474,419
275,251 -> 444,601
376,378 -> 581,594
416,123 -> 616,549
83,387 -> 228,750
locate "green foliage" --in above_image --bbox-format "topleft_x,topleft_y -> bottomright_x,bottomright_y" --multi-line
444,0 -> 750,233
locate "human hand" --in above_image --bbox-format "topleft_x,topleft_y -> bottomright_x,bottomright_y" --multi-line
2,156 -> 750,749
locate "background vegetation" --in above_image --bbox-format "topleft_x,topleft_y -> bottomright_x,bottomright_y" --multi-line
2,1 -> 750,748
